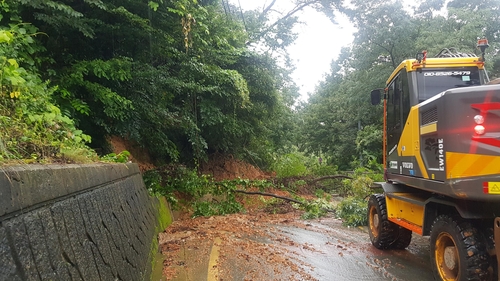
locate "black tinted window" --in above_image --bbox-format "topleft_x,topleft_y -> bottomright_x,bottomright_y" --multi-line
417,68 -> 481,102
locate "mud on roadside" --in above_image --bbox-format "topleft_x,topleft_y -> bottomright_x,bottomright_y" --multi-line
158,209 -> 327,281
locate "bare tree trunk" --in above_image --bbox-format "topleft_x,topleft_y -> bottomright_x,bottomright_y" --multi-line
234,189 -> 335,213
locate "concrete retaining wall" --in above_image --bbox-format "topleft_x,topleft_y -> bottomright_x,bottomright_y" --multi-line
0,163 -> 166,281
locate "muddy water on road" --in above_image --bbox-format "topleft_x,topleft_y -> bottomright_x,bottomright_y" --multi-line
277,219 -> 433,281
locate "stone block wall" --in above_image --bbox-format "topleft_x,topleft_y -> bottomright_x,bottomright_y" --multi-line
0,163 -> 164,281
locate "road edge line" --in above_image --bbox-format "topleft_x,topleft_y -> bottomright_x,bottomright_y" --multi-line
207,237 -> 221,281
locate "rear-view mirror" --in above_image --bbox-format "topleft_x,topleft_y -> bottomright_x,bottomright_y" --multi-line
370,89 -> 382,105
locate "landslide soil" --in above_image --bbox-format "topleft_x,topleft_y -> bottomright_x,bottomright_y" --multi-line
159,210 -> 326,281
107,137 -> 328,280
158,155 -> 327,280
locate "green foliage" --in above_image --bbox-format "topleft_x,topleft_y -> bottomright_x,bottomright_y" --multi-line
100,150 -> 130,163
146,165 -> 213,201
355,124 -> 382,166
192,199 -> 243,218
143,169 -> 179,205
335,167 -> 381,226
299,0 -> 500,171
271,150 -> 329,178
57,58 -> 134,129
352,166 -> 384,182
0,21 -> 96,163
336,196 -> 368,227
298,63 -> 388,170
5,0 -> 497,181
6,0 -> 302,168
338,168 -> 381,197
351,176 -> 373,199
2,0 -> 305,168
272,153 -> 308,177
144,165 -> 274,217
293,192 -> 335,220
310,164 -> 338,176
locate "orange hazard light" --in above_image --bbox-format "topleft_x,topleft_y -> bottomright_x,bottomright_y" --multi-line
477,39 -> 489,47
483,182 -> 500,194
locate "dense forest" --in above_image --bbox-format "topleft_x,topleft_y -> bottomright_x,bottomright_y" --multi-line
1,0 -> 499,171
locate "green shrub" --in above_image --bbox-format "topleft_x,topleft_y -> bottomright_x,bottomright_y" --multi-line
192,199 -> 243,218
100,150 -> 131,163
351,176 -> 373,199
352,166 -> 384,182
144,165 -> 276,217
310,164 -> 338,176
0,22 -> 95,163
336,196 -> 368,227
143,165 -> 212,203
272,152 -> 308,177
292,192 -> 335,220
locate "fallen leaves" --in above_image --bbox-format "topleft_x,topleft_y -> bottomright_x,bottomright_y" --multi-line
158,207 -> 322,280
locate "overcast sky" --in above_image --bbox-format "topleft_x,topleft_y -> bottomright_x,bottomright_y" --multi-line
230,0 -> 356,101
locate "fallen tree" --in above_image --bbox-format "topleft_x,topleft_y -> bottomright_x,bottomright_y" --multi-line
234,189 -> 303,204
234,189 -> 335,214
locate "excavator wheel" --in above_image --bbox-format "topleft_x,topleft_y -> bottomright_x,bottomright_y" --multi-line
391,226 -> 412,250
368,194 -> 397,249
430,215 -> 491,281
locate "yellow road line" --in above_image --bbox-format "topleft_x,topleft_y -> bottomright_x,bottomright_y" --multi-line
207,237 -> 221,281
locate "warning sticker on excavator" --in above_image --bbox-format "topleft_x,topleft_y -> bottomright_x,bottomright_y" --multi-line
483,182 -> 500,194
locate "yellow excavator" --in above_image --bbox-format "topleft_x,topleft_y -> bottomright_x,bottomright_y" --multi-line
369,39 -> 500,280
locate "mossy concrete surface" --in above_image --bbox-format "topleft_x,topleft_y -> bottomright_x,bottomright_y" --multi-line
149,196 -> 173,281
0,163 -> 172,281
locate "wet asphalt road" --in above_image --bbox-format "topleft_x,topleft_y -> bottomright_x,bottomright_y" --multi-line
159,215 -> 435,281
276,219 -> 434,281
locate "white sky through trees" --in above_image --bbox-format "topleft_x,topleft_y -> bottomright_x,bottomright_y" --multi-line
231,0 -> 356,102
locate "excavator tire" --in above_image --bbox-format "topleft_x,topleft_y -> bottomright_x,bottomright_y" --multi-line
430,215 -> 491,281
391,226 -> 412,250
368,194 -> 397,249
